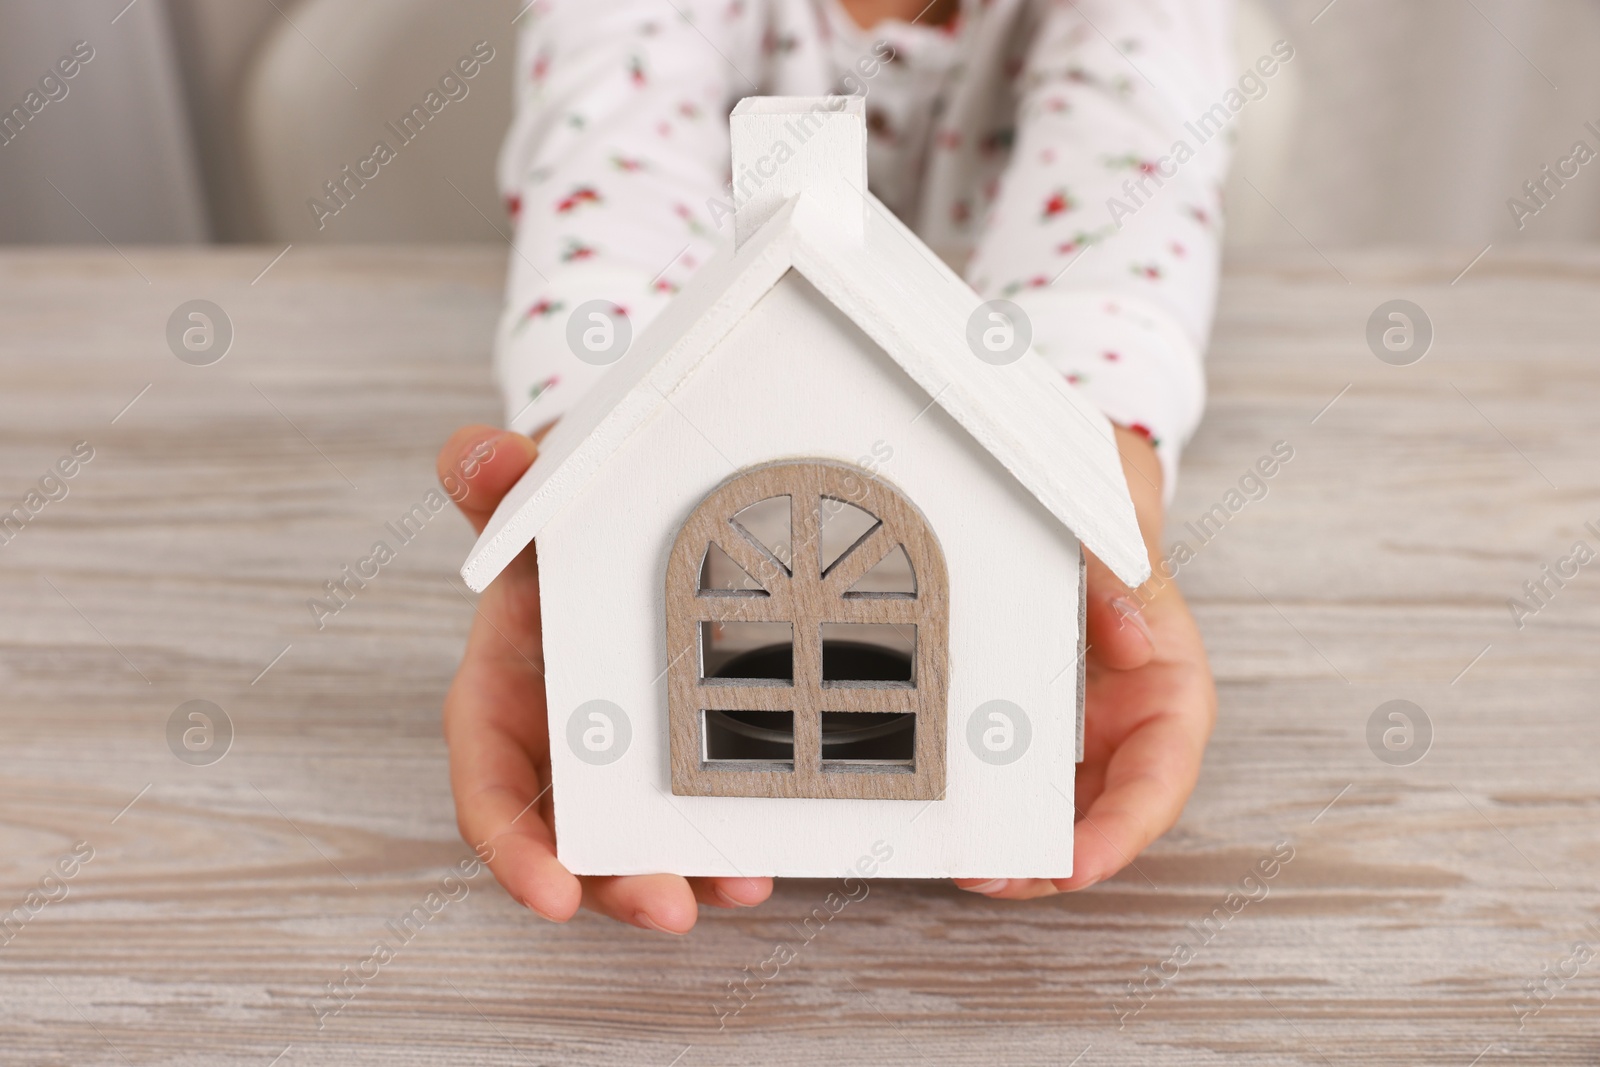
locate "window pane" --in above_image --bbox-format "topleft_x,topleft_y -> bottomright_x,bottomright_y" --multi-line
701,621 -> 793,681
843,543 -> 916,596
817,496 -> 880,577
730,496 -> 792,576
698,541 -> 767,594
822,712 -> 915,768
703,709 -> 794,765
820,623 -> 915,685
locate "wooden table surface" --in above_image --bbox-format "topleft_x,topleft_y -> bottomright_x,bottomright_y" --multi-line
1,245 -> 1597,1066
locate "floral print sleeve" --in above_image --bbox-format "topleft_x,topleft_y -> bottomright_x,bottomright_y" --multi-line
494,0 -> 766,436
963,0 -> 1234,498
497,0 -> 1234,498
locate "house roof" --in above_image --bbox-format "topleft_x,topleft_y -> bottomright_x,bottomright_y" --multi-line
462,188 -> 1152,592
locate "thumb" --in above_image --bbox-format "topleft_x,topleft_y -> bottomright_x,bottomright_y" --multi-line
436,424 -> 540,535
1084,422 -> 1165,671
1083,549 -> 1156,671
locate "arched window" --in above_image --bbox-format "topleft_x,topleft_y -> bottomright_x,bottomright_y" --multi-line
666,460 -> 948,800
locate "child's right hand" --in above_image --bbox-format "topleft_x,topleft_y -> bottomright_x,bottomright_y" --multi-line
436,425 -> 774,933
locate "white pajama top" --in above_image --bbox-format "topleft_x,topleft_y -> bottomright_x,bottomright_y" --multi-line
495,0 -> 1235,494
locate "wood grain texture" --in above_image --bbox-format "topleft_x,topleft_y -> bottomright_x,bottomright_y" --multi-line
665,459 -> 949,801
1,245 -> 1599,1065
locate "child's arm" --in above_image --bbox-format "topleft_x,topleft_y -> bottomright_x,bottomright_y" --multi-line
441,0 -> 775,932
955,0 -> 1229,897
966,0 -> 1234,498
438,423 -> 773,930
492,0 -> 764,438
447,0 -> 1226,922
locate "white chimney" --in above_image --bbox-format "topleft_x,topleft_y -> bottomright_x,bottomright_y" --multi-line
729,96 -> 867,248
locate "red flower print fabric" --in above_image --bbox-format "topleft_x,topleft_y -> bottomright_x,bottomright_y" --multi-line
494,0 -> 1231,494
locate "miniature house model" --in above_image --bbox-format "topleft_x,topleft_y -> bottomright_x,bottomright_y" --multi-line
463,97 -> 1150,879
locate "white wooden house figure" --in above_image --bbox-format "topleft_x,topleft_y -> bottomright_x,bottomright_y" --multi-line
463,97 -> 1150,879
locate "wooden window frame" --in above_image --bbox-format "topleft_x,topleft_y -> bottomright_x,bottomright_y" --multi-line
666,459 -> 948,800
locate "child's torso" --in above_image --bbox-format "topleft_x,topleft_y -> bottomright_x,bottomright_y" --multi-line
757,0 -> 1040,271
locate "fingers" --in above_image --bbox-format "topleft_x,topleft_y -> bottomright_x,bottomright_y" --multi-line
582,875 -> 773,931
954,878 -> 1063,901
445,627 -> 578,922
1084,550 -> 1156,671
448,606 -> 772,931
444,681 -> 582,921
1083,424 -> 1167,672
953,768 -> 1187,902
449,662 -> 772,931
452,768 -> 581,923
692,877 -> 773,910
951,427 -> 1206,905
1052,707 -> 1207,892
581,875 -> 700,933
436,421 -> 775,933
436,424 -> 540,535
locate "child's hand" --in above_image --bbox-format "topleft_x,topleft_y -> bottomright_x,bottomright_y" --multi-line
955,426 -> 1217,899
438,424 -> 1211,923
436,425 -> 773,933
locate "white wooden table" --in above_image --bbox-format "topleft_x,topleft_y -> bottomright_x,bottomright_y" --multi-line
1,245 -> 1596,1065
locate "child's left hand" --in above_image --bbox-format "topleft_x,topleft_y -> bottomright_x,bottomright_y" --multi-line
954,426 -> 1217,899
437,425 -> 774,933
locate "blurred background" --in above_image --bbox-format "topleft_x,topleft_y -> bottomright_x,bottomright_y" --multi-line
2,0 -> 1598,248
